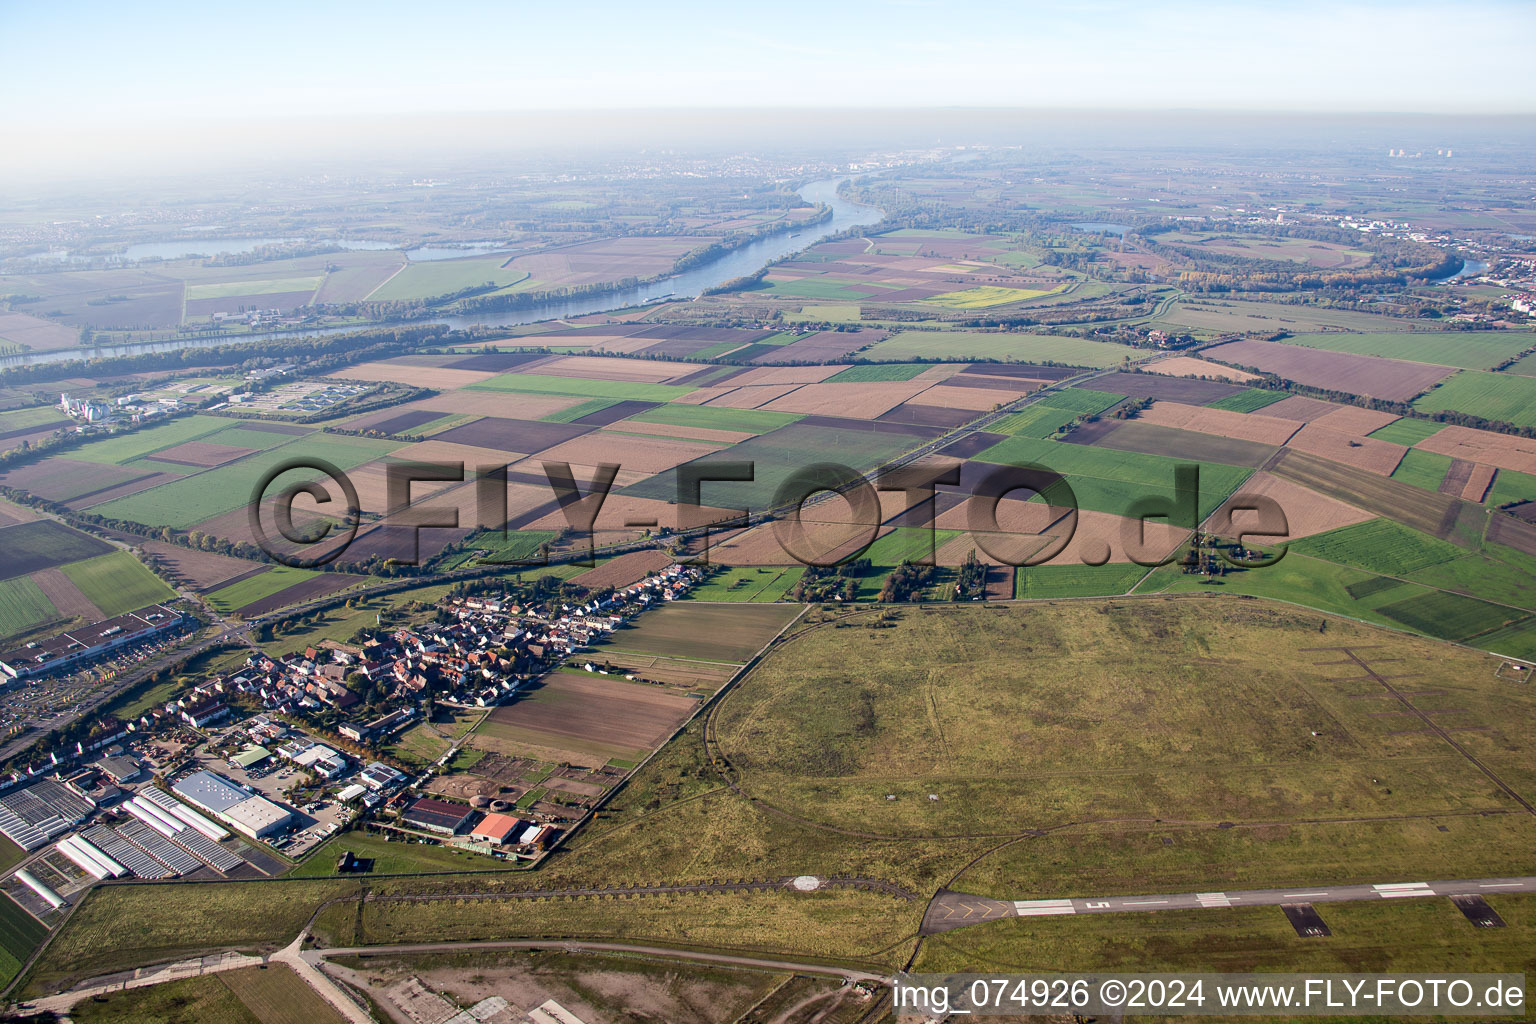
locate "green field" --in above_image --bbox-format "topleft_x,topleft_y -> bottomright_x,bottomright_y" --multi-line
467,373 -> 692,403
974,433 -> 1252,519
1289,518 -> 1464,577
90,433 -> 403,528
1389,447 -> 1453,491
366,255 -> 529,302
989,388 -> 1127,437
205,566 -> 319,614
59,551 -> 176,616
0,892 -> 47,991
1413,369 -> 1536,428
1206,388 -> 1289,412
184,275 -> 323,300
860,330 -> 1140,366
0,576 -> 57,639
1014,562 -> 1150,598
539,398 -> 618,423
290,829 -> 512,877
627,403 -> 803,434
0,405 -> 69,434
825,363 -> 932,383
1368,416 -> 1447,446
57,415 -> 229,466
1372,588 -> 1526,643
1277,331 -> 1533,370
684,566 -> 805,602
1489,468 -> 1536,507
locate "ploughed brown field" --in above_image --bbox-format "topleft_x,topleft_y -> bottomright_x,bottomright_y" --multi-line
1206,470 -> 1375,543
1201,339 -> 1455,401
1417,424 -> 1536,475
1284,422 -> 1407,476
1136,400 -> 1300,445
145,441 -> 258,468
482,672 -> 700,757
1143,356 -> 1258,382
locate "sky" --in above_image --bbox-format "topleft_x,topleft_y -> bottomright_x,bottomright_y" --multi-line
2,0 -> 1533,179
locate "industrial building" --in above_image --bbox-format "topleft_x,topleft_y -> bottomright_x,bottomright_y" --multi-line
0,606 -> 183,679
172,769 -> 292,840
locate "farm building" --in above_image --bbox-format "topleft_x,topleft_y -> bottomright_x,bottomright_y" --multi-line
402,796 -> 473,834
470,812 -> 522,845
229,746 -> 271,771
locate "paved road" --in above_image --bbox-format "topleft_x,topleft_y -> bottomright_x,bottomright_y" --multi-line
1006,876 -> 1536,918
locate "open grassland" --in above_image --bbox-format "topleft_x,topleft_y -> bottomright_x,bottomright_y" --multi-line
975,434 -> 1252,519
59,550 -> 176,616
22,879 -> 358,995
1164,299 -> 1437,334
467,373 -> 691,403
310,885 -> 921,971
70,964 -> 349,1024
916,893 -> 1536,979
861,330 -> 1140,366
1413,369 -> 1536,427
715,601 -> 1536,838
1277,330 -> 1534,370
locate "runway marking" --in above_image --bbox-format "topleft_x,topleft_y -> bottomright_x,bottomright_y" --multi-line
1480,882 -> 1522,888
1014,898 -> 1076,916
1124,899 -> 1169,906
1374,882 -> 1434,898
1283,892 -> 1330,898
1197,891 -> 1232,907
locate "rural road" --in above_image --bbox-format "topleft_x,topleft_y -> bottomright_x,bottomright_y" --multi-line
926,875 -> 1536,931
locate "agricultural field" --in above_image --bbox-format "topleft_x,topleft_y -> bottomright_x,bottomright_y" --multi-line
975,432 -> 1253,520
598,602 -> 802,664
1013,562 -> 1149,597
0,892 -> 46,991
860,330 -> 1141,365
58,550 -> 176,616
1275,330 -> 1535,370
69,965 -> 349,1024
475,672 -> 700,763
1202,339 -> 1455,400
1288,518 -> 1464,577
1413,368 -> 1536,428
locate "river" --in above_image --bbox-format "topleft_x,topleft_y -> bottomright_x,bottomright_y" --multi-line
2,178 -> 884,369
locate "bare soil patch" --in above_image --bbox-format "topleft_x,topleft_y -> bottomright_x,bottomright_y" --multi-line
483,672 -> 697,754
1206,471 -> 1375,542
1416,424 -> 1536,475
29,567 -> 101,620
1202,340 -> 1453,401
1137,401 -> 1301,445
1285,423 -> 1407,476
144,441 -> 257,468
